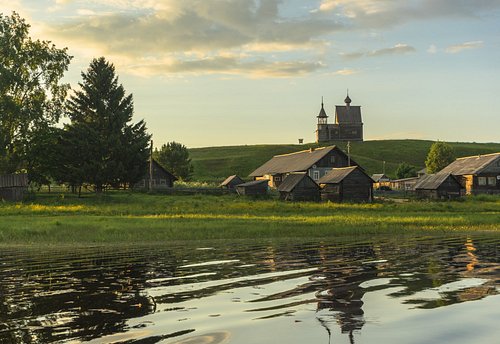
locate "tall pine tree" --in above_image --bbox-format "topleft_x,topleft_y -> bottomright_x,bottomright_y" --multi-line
65,57 -> 150,192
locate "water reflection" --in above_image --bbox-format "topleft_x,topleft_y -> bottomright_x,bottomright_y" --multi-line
0,235 -> 499,344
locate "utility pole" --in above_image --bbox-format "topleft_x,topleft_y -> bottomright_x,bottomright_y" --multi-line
347,141 -> 351,166
149,139 -> 153,191
383,160 -> 386,174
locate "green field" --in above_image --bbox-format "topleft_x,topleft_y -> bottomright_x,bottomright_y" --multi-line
1,192 -> 499,244
189,140 -> 500,182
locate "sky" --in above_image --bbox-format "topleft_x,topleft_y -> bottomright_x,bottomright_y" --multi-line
1,0 -> 500,148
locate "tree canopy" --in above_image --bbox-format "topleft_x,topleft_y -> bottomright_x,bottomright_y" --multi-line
425,142 -> 455,174
0,12 -> 71,173
154,142 -> 193,181
64,57 -> 150,192
395,162 -> 417,179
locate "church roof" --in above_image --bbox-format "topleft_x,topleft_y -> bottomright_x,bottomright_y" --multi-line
318,104 -> 328,118
335,105 -> 362,124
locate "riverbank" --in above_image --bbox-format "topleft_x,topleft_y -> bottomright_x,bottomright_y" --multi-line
1,192 -> 499,244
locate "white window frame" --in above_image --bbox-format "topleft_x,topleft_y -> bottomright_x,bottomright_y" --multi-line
274,176 -> 281,182
478,177 -> 487,186
313,171 -> 320,180
487,177 -> 496,186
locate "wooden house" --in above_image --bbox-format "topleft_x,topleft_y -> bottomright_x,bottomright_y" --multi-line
220,175 -> 244,189
134,159 -> 177,190
371,173 -> 391,190
439,153 -> 500,195
277,173 -> 320,201
414,173 -> 464,199
318,166 -> 373,202
0,173 -> 28,201
236,180 -> 268,196
249,146 -> 358,188
389,177 -> 420,191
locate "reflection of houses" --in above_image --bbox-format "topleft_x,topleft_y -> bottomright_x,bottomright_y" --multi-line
371,173 -> 391,189
0,173 -> 28,201
318,166 -> 373,202
277,173 -> 320,201
236,180 -> 268,196
134,159 -> 177,190
220,175 -> 244,190
439,153 -> 500,195
249,146 -> 357,188
414,173 -> 463,199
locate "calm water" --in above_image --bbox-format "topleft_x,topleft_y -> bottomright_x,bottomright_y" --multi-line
1,235 -> 499,344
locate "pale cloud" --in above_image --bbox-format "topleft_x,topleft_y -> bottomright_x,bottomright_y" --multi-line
126,56 -> 326,78
340,43 -> 415,60
427,44 -> 438,54
445,41 -> 483,54
368,43 -> 415,57
332,68 -> 359,76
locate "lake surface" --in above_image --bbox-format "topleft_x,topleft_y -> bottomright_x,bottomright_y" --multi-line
1,234 -> 499,344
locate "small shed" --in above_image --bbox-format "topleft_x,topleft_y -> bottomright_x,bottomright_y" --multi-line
414,173 -> 463,199
0,173 -> 28,201
220,175 -> 244,189
236,180 -> 268,196
134,159 -> 177,190
318,166 -> 373,202
371,173 -> 391,190
278,173 -> 320,201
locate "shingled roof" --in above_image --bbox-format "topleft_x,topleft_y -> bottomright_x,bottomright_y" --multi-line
371,173 -> 390,182
335,105 -> 362,124
440,153 -> 500,175
318,166 -> 358,184
249,146 -> 345,177
414,173 -> 461,190
220,175 -> 244,187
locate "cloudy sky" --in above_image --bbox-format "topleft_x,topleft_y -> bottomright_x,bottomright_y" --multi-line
2,0 -> 499,147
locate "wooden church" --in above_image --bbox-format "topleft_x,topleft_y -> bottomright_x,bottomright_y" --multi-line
316,93 -> 363,143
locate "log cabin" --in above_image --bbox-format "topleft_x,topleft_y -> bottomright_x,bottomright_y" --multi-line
318,166 -> 373,202
414,173 -> 464,199
236,180 -> 268,196
278,173 -> 320,201
134,159 -> 177,190
439,153 -> 500,195
0,173 -> 28,201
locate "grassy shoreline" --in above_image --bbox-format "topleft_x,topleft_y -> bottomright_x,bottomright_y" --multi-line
1,192 -> 499,244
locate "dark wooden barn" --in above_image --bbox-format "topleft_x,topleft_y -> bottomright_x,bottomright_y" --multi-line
249,146 -> 358,188
414,173 -> 463,199
0,173 -> 28,201
236,180 -> 268,196
439,153 -> 500,195
278,173 -> 320,201
134,159 -> 177,190
318,166 -> 373,202
220,175 -> 244,189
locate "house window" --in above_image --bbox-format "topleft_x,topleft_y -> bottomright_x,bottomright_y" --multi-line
274,176 -> 281,182
330,156 -> 336,164
313,171 -> 320,180
138,179 -> 145,188
160,179 -> 167,185
478,177 -> 487,186
488,177 -> 496,186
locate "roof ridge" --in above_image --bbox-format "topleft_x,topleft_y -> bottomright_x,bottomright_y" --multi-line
456,152 -> 500,160
274,145 -> 334,157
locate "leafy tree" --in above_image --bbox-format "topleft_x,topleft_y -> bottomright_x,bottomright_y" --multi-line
0,12 -> 71,173
65,57 -> 150,192
154,142 -> 193,181
425,141 -> 455,174
396,162 -> 417,179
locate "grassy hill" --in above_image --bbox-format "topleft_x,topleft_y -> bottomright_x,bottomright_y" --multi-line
189,140 -> 500,183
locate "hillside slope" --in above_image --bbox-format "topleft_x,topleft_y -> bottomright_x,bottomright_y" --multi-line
189,140 -> 500,182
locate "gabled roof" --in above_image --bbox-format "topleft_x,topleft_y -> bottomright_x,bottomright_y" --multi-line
151,159 -> 178,181
414,173 -> 461,190
249,146 -> 349,177
318,166 -> 360,184
440,153 -> 500,175
318,104 -> 328,118
372,173 -> 390,182
220,175 -> 243,187
278,173 -> 319,192
335,105 -> 362,124
237,180 -> 268,188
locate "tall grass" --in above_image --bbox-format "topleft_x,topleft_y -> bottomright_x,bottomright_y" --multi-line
0,192 -> 499,244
